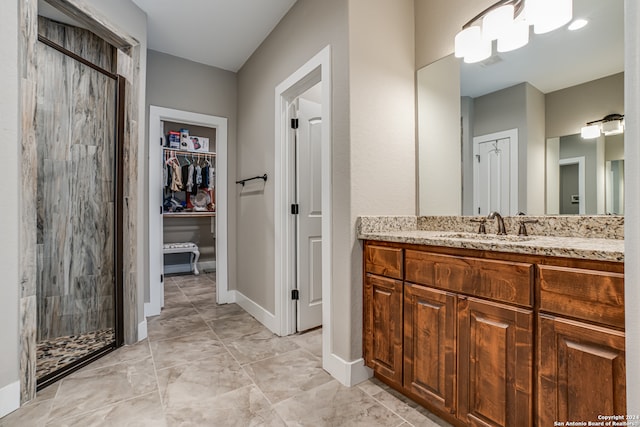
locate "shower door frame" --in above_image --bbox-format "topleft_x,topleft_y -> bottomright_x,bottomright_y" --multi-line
35,34 -> 125,391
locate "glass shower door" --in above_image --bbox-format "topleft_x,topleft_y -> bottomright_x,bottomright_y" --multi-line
35,18 -> 123,388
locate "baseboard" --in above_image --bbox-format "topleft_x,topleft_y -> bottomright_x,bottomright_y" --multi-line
198,260 -> 216,272
0,380 -> 20,418
144,302 -> 160,318
233,290 -> 279,334
323,352 -> 373,387
137,319 -> 148,341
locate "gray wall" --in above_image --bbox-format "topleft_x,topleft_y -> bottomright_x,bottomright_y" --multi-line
145,50 -> 238,298
560,133 -> 598,214
471,82 -> 545,213
0,0 -> 21,405
546,72 -> 624,138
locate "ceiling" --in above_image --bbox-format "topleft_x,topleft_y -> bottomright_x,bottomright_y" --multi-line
130,0 -> 297,72
459,0 -> 624,97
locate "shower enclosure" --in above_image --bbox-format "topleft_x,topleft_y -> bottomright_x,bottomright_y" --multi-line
35,17 -> 124,389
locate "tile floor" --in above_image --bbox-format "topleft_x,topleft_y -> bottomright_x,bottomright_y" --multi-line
1,273 -> 450,427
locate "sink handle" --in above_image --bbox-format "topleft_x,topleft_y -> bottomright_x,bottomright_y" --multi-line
470,218 -> 487,234
518,219 -> 539,236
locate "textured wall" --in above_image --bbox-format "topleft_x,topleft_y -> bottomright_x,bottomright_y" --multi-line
36,17 -> 117,341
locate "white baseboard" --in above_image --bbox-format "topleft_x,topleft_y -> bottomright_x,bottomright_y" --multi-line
233,290 -> 279,334
144,302 -> 160,318
323,352 -> 373,387
0,380 -> 20,418
137,319 -> 148,341
198,260 -> 216,272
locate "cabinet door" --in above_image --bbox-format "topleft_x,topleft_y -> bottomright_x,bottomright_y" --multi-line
537,314 -> 626,426
404,284 -> 456,415
363,273 -> 403,386
458,298 -> 533,427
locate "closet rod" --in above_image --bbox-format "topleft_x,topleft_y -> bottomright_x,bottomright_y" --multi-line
164,148 -> 216,158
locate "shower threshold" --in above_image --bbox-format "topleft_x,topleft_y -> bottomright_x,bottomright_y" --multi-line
36,329 -> 115,383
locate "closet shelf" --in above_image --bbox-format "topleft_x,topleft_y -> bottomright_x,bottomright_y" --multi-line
163,212 -> 216,218
163,147 -> 216,157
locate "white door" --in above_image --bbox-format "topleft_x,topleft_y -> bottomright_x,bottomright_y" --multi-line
295,97 -> 323,331
473,130 -> 519,216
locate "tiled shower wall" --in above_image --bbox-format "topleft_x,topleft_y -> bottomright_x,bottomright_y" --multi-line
19,0 -> 141,403
35,17 -> 116,341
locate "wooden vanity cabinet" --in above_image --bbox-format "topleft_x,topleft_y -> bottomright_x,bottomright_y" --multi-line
363,240 -> 625,427
403,283 -> 457,416
363,244 -> 404,387
537,264 -> 626,425
457,297 -> 533,427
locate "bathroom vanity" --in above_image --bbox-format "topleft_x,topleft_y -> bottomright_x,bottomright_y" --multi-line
360,216 -> 625,427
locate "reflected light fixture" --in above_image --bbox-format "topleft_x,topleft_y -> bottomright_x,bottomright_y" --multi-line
581,114 -> 625,139
454,0 -> 573,63
568,18 -> 589,31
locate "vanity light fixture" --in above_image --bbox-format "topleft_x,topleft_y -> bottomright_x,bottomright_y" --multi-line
581,114 -> 625,139
454,0 -> 573,63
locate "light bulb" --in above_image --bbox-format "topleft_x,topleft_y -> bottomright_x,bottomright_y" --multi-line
463,38 -> 492,63
455,26 -> 481,58
497,19 -> 530,52
581,124 -> 601,139
483,5 -> 514,41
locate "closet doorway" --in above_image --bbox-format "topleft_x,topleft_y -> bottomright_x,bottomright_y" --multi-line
147,107 -> 229,320
35,17 -> 125,389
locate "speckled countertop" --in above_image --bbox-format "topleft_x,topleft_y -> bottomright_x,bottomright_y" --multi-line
357,216 -> 624,262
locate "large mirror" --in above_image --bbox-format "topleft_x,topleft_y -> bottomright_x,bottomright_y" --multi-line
417,0 -> 624,216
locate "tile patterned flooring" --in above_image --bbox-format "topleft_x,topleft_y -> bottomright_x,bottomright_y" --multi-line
1,274 -> 450,426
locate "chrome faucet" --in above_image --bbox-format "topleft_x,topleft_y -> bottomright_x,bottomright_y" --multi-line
487,211 -> 507,235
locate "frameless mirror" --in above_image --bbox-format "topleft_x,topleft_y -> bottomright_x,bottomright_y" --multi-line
417,0 -> 624,216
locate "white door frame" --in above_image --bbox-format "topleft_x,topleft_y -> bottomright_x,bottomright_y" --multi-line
559,156 -> 586,215
274,46 -> 332,350
473,129 -> 519,215
147,106 -> 230,319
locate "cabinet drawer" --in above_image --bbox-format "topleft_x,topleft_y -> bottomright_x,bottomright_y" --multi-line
365,244 -> 403,279
538,265 -> 624,329
405,250 -> 533,307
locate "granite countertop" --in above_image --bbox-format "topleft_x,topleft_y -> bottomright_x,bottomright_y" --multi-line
357,216 -> 624,263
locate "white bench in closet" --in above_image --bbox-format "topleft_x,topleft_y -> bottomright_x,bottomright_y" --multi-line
163,242 -> 200,275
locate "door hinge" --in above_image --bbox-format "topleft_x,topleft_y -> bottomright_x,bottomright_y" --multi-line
160,274 -> 164,283
160,137 -> 163,146
160,206 -> 163,215
476,154 -> 481,163
291,118 -> 299,129
291,289 -> 299,300
478,207 -> 481,214
291,204 -> 299,215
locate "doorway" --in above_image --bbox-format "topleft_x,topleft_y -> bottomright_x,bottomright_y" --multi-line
473,129 -> 519,215
274,46 -> 332,359
559,157 -> 586,214
147,107 -> 230,322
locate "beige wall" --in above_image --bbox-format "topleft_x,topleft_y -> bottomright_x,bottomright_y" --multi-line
348,0 -> 416,357
546,72 -> 624,138
236,0 -> 349,319
526,83 -> 546,215
0,0 -> 20,400
236,0 -> 415,362
414,0 -> 494,69
145,50 -> 237,294
417,54 -> 460,215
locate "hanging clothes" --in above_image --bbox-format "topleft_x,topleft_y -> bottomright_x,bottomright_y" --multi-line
200,165 -> 210,189
208,167 -> 215,190
170,159 -> 183,192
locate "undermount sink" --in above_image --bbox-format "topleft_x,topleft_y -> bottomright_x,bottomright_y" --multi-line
433,232 -> 535,242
